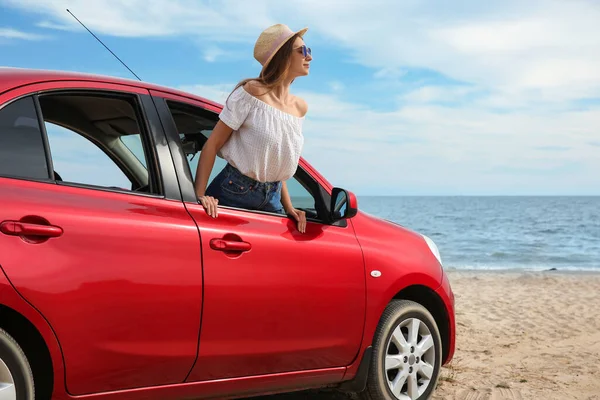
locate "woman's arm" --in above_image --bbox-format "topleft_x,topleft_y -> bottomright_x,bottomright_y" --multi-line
194,120 -> 234,217
280,181 -> 294,213
281,181 -> 306,233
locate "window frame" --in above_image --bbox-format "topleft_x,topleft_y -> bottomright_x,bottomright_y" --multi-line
152,94 -> 342,226
33,95 -> 56,182
0,88 -> 166,199
37,89 -> 162,196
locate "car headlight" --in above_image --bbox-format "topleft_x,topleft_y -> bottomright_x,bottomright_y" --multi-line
422,235 -> 443,266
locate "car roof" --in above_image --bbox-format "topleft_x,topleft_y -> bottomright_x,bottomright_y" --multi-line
0,66 -> 223,109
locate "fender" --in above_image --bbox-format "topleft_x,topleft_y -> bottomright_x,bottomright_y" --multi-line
369,270 -> 443,348
343,271 -> 443,380
0,265 -> 69,400
436,270 -> 456,364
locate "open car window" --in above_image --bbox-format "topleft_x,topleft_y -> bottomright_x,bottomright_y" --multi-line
285,174 -> 317,213
164,99 -> 326,221
181,127 -> 228,187
36,92 -> 159,195
45,121 -> 132,189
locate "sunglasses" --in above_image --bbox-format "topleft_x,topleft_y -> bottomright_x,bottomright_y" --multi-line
296,45 -> 312,58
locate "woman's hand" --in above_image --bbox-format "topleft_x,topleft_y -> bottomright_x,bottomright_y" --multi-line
287,208 -> 307,233
280,182 -> 306,233
199,195 -> 219,218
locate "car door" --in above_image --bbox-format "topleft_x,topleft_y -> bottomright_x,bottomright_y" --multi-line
0,83 -> 203,395
150,91 -> 367,381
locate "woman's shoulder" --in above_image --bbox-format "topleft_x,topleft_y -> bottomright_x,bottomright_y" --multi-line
293,96 -> 308,118
242,80 -> 267,97
237,80 -> 308,119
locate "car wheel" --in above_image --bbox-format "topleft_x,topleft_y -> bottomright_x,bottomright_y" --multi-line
362,300 -> 442,400
0,328 -> 34,400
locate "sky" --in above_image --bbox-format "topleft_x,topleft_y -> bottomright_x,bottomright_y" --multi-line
1,0 -> 599,196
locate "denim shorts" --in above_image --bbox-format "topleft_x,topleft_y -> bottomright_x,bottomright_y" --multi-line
205,163 -> 284,214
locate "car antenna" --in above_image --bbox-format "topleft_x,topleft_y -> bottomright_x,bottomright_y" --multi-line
66,8 -> 142,81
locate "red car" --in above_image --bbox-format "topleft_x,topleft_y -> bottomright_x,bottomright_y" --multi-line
0,67 -> 455,400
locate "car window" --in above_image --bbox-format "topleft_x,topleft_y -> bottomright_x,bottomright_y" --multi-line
182,128 -> 228,185
285,177 -> 316,211
0,96 -> 50,180
163,100 -> 231,187
44,122 -> 132,189
120,134 -> 147,168
35,93 -> 156,194
163,99 -> 325,220
33,92 -> 158,194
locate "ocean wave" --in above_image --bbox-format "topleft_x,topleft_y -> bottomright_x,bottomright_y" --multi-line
489,251 -> 509,259
536,228 -> 565,234
428,232 -> 444,237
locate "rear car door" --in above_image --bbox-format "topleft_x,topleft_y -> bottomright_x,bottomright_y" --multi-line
0,83 -> 203,395
150,91 -> 367,381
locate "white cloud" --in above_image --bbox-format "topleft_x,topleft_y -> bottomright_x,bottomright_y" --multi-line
328,81 -> 344,92
202,46 -> 226,63
1,0 -> 271,40
305,99 -> 599,195
0,27 -> 48,41
199,45 -> 245,63
374,68 -> 407,80
36,21 -> 74,31
179,83 -> 236,104
288,0 -> 600,102
400,85 -> 479,104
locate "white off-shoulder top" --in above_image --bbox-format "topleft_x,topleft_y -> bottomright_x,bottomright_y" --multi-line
217,85 -> 305,183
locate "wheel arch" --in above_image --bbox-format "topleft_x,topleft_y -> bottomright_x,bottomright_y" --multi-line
0,268 -> 66,399
0,304 -> 54,400
392,285 -> 451,365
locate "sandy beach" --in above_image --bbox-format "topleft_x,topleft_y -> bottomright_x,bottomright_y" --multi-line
254,269 -> 600,400
429,270 -> 600,400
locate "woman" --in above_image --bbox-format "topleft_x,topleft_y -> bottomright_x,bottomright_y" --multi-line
194,23 -> 312,234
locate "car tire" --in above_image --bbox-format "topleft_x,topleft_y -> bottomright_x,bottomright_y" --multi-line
0,328 -> 34,400
360,300 -> 442,400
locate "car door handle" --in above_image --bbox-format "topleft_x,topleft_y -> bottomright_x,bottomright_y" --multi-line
210,238 -> 251,252
0,221 -> 63,238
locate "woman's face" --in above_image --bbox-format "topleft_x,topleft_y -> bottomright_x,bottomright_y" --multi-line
288,36 -> 312,78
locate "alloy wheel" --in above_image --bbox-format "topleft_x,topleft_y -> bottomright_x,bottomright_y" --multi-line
384,318 -> 436,400
0,357 -> 16,400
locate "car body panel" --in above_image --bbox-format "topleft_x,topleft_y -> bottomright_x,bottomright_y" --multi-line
57,367 -> 346,400
0,266 -> 67,398
436,269 -> 456,363
182,204 -> 366,382
0,176 -> 203,394
0,68 -> 217,107
0,77 -> 205,394
346,211 -> 451,361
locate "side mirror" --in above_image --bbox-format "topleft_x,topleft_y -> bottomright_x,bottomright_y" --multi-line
330,187 -> 358,222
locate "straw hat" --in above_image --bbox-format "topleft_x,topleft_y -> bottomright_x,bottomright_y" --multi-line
254,24 -> 308,69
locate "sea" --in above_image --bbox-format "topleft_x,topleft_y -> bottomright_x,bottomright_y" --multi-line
356,196 -> 600,272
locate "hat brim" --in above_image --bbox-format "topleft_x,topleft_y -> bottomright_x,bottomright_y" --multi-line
261,27 -> 308,71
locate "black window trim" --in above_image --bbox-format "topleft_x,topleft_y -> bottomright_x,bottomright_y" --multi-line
32,95 -> 55,181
